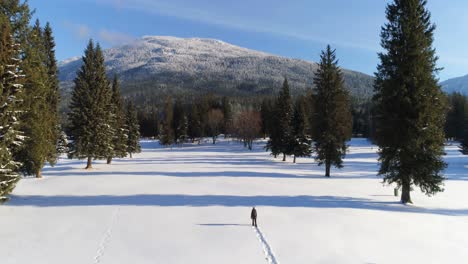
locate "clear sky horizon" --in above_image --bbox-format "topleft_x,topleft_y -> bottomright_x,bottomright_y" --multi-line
29,0 -> 468,81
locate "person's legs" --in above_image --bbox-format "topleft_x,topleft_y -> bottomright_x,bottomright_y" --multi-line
254,218 -> 257,227
252,219 -> 254,226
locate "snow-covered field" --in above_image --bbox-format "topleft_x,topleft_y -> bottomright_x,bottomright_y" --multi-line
1,138 -> 468,264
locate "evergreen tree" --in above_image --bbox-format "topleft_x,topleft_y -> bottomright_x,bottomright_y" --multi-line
18,20 -> 56,178
173,99 -> 188,144
107,75 -> 127,164
445,93 -> 466,140
373,0 -> 447,204
137,107 -> 159,138
0,16 -> 24,201
125,101 -> 141,158
43,22 -> 60,165
267,78 -> 293,161
1,0 -> 32,47
56,130 -> 69,154
159,97 -> 174,146
94,43 -> 115,162
305,89 -> 316,139
187,103 -> 202,143
197,96 -> 211,136
313,45 -> 352,177
291,96 -> 312,163
221,96 -> 233,136
458,96 -> 468,155
260,98 -> 274,139
460,115 -> 468,154
68,40 -> 113,169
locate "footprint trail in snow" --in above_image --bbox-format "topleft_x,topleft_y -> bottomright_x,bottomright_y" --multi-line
253,226 -> 279,264
93,207 -> 120,264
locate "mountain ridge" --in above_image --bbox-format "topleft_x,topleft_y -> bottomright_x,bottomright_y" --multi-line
441,75 -> 468,95
58,36 -> 375,100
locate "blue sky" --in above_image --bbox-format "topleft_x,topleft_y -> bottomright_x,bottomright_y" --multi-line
29,0 -> 468,81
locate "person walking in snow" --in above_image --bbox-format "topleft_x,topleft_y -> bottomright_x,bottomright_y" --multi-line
251,207 -> 257,227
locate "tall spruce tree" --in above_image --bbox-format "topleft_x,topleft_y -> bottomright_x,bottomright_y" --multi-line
68,40 -> 113,169
291,96 -> 312,163
373,0 -> 447,204
43,22 -> 60,164
107,75 -> 127,164
275,78 -> 293,161
313,45 -> 352,177
160,97 -> 174,146
18,20 -> 57,177
94,43 -> 114,162
125,101 -> 141,158
0,16 -> 24,201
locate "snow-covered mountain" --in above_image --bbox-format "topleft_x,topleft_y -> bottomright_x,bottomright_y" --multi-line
59,36 -> 374,98
441,75 -> 468,95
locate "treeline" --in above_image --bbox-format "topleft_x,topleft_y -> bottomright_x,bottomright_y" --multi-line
136,93 -> 265,150
445,92 -> 468,153
350,92 -> 468,145
1,1 -> 60,200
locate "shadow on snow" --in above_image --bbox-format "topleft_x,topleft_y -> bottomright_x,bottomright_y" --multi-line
7,194 -> 468,216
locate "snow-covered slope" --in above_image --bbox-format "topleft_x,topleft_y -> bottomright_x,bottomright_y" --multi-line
59,36 -> 374,97
1,139 -> 468,263
441,74 -> 468,95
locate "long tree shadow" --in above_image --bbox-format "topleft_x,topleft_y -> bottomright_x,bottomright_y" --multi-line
7,194 -> 468,216
43,169 -> 378,180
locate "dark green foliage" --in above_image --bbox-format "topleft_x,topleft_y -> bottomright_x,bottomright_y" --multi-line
0,0 -> 31,47
458,94 -> 468,154
18,20 -> 58,177
260,98 -> 275,139
373,0 -> 447,204
108,75 -> 128,162
460,124 -> 468,154
137,107 -> 159,138
68,40 -> 114,169
0,16 -> 23,200
266,78 -> 294,161
173,100 -> 188,144
43,22 -> 60,164
221,96 -> 232,135
351,98 -> 374,138
159,97 -> 174,146
445,92 -> 467,141
125,101 -> 141,157
306,90 -> 317,139
291,96 -> 312,163
313,45 -> 352,177
187,103 -> 202,143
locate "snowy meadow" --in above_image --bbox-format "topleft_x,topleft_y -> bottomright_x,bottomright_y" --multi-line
1,138 -> 467,264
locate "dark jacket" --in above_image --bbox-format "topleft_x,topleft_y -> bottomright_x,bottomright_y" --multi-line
251,208 -> 257,219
